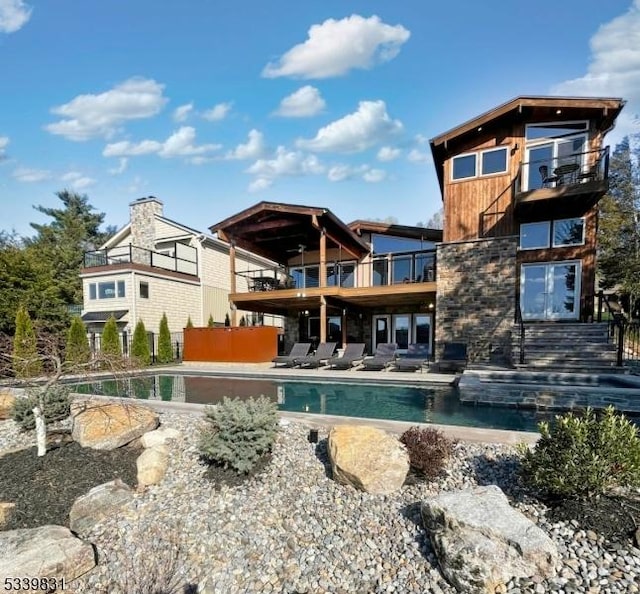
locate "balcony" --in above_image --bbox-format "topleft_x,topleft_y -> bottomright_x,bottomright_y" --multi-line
83,244 -> 198,277
514,147 -> 610,216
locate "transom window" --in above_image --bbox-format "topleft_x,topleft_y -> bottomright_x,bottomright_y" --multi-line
519,218 -> 585,250
451,146 -> 508,181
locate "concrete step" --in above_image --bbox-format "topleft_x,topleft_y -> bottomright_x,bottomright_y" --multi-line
513,362 -> 627,374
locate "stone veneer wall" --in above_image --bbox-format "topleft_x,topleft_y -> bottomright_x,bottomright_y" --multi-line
435,236 -> 517,365
129,197 -> 164,265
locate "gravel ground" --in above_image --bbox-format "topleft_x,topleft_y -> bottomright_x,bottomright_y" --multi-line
2,412 -> 640,594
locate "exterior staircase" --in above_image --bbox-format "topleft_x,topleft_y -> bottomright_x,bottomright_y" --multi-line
511,322 -> 624,374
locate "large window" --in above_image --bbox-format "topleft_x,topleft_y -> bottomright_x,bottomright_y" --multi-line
452,147 -> 509,181
452,154 -> 476,180
91,280 -> 125,299
520,218 -> 585,250
520,222 -> 551,250
553,218 -> 585,247
481,147 -> 508,175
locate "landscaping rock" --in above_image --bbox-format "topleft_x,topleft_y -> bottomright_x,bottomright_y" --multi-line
0,390 -> 16,420
140,426 -> 181,448
71,401 -> 159,450
0,525 -> 95,581
69,479 -> 134,536
0,501 -> 16,528
137,444 -> 170,487
327,425 -> 409,494
421,485 -> 558,594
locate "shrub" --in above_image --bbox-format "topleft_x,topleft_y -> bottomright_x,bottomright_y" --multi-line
519,406 -> 640,498
13,306 -> 41,378
65,316 -> 90,366
239,315 -> 246,326
131,320 -> 150,366
207,314 -> 215,327
224,313 -> 230,327
101,315 -> 122,359
185,316 -> 194,329
157,313 -> 173,364
12,385 -> 71,431
400,426 -> 455,480
198,396 -> 278,474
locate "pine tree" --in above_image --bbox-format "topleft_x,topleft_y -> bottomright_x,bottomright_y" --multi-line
12,305 -> 41,378
224,313 -> 230,327
157,313 -> 173,364
185,316 -> 194,329
239,315 -> 246,326
207,314 -> 215,327
65,316 -> 90,366
132,320 -> 151,366
101,315 -> 122,358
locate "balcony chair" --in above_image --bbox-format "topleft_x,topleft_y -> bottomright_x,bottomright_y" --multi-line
360,343 -> 398,371
294,342 -> 337,368
433,342 -> 468,373
392,343 -> 431,372
538,165 -> 559,187
327,343 -> 366,370
272,342 -> 311,367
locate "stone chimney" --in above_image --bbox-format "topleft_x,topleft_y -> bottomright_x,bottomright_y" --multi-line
129,196 -> 163,264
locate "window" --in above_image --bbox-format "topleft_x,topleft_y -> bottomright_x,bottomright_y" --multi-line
98,282 -> 116,299
525,121 -> 588,141
89,283 -> 96,300
117,281 -> 125,298
520,222 -> 550,250
553,218 -> 585,247
452,154 -> 476,180
140,282 -> 149,299
372,259 -> 388,286
481,147 -> 508,175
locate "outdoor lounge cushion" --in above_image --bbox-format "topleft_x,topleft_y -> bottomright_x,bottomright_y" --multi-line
295,342 -> 338,368
327,343 -> 366,369
435,342 -> 467,373
393,343 -> 430,372
361,343 -> 398,370
272,342 -> 311,367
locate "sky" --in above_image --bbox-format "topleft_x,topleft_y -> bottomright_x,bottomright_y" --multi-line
1,0 -> 639,237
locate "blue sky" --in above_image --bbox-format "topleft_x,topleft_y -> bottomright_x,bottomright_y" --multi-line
1,0 -> 639,237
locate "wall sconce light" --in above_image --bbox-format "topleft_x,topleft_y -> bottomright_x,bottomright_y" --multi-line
556,109 -> 562,115
304,310 -> 309,315
428,303 -> 434,309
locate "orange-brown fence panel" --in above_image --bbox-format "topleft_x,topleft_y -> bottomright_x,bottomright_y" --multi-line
183,327 -> 279,362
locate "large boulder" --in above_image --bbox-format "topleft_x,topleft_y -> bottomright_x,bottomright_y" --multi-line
328,425 -> 409,495
421,485 -> 558,594
0,390 -> 16,420
69,479 -> 135,536
0,525 -> 95,581
137,444 -> 170,487
140,426 -> 181,448
72,401 -> 159,450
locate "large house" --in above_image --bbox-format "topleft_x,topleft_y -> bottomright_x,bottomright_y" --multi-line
80,196 -> 282,352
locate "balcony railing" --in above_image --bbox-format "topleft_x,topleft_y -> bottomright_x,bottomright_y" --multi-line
83,244 -> 198,276
515,147 -> 610,195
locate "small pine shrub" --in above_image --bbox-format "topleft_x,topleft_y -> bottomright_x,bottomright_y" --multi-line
65,316 -> 90,366
185,316 -> 194,329
400,426 -> 455,480
207,314 -> 215,327
239,315 -> 246,326
131,320 -> 151,366
12,305 -> 41,378
198,396 -> 278,474
518,406 -> 640,498
101,315 -> 122,359
157,313 -> 173,364
224,313 -> 230,327
12,385 -> 71,431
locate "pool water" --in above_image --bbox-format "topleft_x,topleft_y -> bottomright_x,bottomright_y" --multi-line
70,374 -> 561,433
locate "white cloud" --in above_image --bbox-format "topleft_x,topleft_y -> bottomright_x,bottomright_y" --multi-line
246,146 -> 324,191
103,127 -> 220,159
407,148 -> 430,163
46,77 -> 168,141
377,146 -> 400,161
327,164 -> 360,182
0,0 -> 32,34
552,0 -> 640,141
327,163 -> 385,183
173,103 -> 193,122
61,171 -> 95,190
414,133 -> 428,145
297,100 -> 403,153
0,135 -> 8,159
108,157 -> 128,175
226,129 -> 265,160
203,102 -> 232,121
126,175 -> 147,195
262,14 -> 410,79
12,167 -> 51,182
363,168 -> 386,183
274,86 -> 326,117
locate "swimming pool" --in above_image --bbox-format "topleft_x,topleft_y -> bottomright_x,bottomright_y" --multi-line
70,373 -> 562,433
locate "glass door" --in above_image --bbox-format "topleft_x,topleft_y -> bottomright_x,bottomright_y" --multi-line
413,314 -> 432,355
524,133 -> 587,190
392,315 -> 410,352
372,315 -> 390,351
521,262 -> 581,320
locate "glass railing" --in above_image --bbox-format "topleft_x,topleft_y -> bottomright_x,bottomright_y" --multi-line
371,249 -> 436,285
83,244 -> 198,276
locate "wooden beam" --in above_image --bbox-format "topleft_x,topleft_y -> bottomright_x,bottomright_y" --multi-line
319,229 -> 327,288
320,295 -> 327,343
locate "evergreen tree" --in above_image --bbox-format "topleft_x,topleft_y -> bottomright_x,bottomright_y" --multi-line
224,313 -> 230,327
132,320 -> 151,366
239,315 -> 246,326
207,314 -> 215,327
157,313 -> 173,364
185,316 -> 194,329
101,315 -> 122,358
65,316 -> 90,366
12,305 -> 41,378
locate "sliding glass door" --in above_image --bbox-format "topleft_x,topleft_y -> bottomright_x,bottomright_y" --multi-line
521,261 -> 581,320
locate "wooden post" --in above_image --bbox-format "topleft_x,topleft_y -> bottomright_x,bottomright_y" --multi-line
342,309 -> 347,346
319,229 -> 327,288
320,296 -> 327,343
229,242 -> 237,326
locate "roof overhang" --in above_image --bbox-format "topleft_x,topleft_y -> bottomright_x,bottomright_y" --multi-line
348,220 -> 443,242
81,310 -> 128,322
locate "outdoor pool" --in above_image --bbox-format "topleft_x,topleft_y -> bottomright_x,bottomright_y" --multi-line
69,373 -> 565,432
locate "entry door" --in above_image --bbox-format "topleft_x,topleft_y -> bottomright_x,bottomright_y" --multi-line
521,262 -> 581,320
372,315 -> 390,351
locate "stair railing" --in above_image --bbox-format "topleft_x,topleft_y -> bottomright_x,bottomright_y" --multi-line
594,290 -> 627,367
515,297 -> 525,365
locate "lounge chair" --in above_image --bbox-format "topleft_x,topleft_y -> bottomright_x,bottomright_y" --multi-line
327,343 -> 366,370
272,342 -> 311,367
434,342 -> 467,373
294,342 -> 337,368
392,343 -> 430,372
361,343 -> 397,371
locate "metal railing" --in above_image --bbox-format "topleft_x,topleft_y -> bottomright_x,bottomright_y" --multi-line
594,290 -> 640,370
514,147 -> 610,195
84,243 -> 198,276
514,297 -> 525,365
